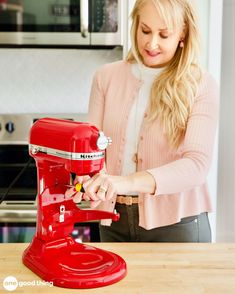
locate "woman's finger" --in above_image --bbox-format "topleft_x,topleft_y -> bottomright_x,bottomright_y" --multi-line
105,184 -> 116,201
73,192 -> 83,203
96,184 -> 108,201
82,174 -> 102,201
90,200 -> 102,208
74,175 -> 90,185
65,187 -> 77,198
82,193 -> 90,201
82,173 -> 100,189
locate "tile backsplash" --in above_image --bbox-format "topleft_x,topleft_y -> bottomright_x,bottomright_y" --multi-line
0,47 -> 122,114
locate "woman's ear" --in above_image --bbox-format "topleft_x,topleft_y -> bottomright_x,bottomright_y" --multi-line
179,39 -> 184,48
180,23 -> 187,40
179,24 -> 187,48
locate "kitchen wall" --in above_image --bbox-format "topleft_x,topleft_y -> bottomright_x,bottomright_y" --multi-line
216,0 -> 235,242
0,47 -> 122,114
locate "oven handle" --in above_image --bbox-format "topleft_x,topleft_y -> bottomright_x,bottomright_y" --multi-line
0,209 -> 37,223
80,0 -> 89,38
0,202 -> 90,223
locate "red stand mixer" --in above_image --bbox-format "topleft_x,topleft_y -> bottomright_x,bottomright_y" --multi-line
22,118 -> 127,288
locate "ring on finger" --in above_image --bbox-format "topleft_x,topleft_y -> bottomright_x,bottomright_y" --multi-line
98,186 -> 107,193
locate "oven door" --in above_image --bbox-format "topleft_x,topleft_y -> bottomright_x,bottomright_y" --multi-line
0,143 -> 100,243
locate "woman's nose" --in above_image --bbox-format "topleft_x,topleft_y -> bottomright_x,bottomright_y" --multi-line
146,34 -> 159,50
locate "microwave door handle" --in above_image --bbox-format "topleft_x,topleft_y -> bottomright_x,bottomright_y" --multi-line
80,0 -> 89,38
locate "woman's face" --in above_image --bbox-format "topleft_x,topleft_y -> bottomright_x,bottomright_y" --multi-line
136,0 -> 184,68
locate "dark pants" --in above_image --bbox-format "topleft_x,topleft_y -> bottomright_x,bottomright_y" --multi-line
99,203 -> 211,242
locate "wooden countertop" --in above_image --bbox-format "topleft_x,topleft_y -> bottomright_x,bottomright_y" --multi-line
0,243 -> 235,293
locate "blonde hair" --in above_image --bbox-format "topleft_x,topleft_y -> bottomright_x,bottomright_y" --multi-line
127,0 -> 202,148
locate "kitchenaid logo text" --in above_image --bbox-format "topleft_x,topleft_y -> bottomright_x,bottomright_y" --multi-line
3,276 -> 53,291
78,152 -> 105,160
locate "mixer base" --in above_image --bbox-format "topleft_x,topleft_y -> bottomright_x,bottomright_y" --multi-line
23,236 -> 127,288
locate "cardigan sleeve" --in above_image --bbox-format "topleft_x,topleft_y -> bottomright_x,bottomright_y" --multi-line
147,73 -> 220,196
87,69 -> 105,130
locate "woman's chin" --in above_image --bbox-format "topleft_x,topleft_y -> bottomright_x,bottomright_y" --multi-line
141,55 -> 161,68
143,60 -> 161,68
142,56 -> 169,68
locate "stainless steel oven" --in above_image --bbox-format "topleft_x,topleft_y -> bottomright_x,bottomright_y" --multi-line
0,0 -> 124,46
0,113 -> 100,243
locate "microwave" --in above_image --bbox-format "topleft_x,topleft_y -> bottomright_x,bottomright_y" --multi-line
0,0 -> 124,47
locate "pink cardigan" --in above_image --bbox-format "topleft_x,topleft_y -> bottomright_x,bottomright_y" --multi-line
88,60 -> 219,229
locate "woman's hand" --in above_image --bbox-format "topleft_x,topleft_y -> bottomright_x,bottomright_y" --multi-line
65,175 -> 91,203
65,171 -> 156,208
81,173 -> 134,208
65,173 -> 129,208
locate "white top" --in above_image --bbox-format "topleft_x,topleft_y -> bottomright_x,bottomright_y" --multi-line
121,63 -> 163,183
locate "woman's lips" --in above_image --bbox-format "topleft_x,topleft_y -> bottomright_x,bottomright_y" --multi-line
145,50 -> 160,57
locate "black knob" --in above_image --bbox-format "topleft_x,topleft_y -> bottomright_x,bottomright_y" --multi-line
5,121 -> 15,133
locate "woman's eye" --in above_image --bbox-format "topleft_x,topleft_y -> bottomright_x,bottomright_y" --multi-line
160,33 -> 168,39
142,29 -> 150,35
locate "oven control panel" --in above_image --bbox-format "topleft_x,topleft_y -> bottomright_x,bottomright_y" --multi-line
0,113 -> 87,145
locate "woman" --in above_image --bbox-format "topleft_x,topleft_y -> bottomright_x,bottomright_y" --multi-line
66,0 -> 219,242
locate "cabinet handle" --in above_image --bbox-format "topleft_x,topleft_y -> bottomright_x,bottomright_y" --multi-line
80,0 -> 89,38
